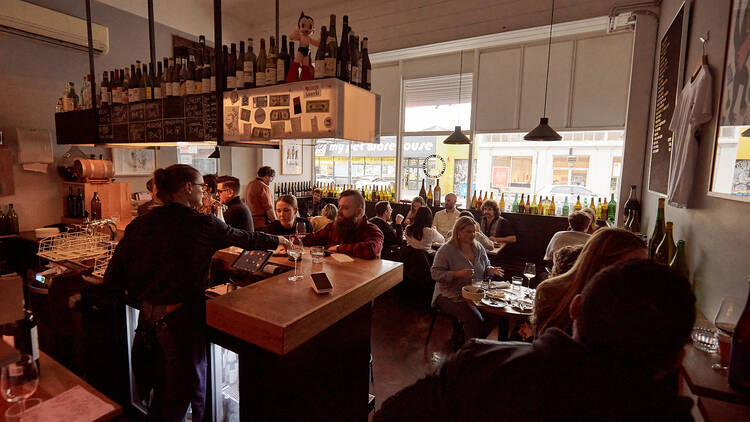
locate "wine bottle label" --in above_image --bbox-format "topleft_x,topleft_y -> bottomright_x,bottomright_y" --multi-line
324,58 -> 336,77
180,82 -> 187,96
265,67 -> 275,85
366,69 -> 372,84
210,76 -> 216,92
139,87 -> 146,100
147,87 -> 154,100
352,66 -> 360,85
171,82 -> 180,96
30,326 -> 38,361
153,87 -> 162,99
235,71 -> 244,88
121,92 -> 129,104
227,76 -> 236,89
195,81 -> 202,94
277,60 -> 286,82
186,80 -> 196,94
244,62 -> 254,85
314,62 -> 325,79
202,78 -> 210,93
256,72 -> 267,86
165,82 -> 172,97
100,88 -> 110,104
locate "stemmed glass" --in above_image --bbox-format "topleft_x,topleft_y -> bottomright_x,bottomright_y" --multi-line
712,297 -> 742,374
287,236 -> 304,282
296,221 -> 307,239
523,262 -> 536,291
1,354 -> 39,417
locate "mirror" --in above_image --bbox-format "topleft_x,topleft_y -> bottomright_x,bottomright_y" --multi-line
710,0 -> 750,201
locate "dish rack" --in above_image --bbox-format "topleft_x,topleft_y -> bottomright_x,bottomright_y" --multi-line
37,231 -> 112,263
91,245 -> 115,277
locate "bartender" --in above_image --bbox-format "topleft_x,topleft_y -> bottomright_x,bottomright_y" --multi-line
244,166 -> 277,230
103,164 -> 289,422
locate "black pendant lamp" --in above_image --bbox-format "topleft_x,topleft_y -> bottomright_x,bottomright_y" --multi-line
524,0 -> 562,141
443,51 -> 471,145
208,146 -> 221,159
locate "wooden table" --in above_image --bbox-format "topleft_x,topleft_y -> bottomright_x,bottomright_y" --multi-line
0,351 -> 122,421
208,247 -> 403,421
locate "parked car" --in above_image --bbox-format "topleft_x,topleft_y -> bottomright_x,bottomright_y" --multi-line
355,177 -> 393,190
536,184 -> 601,206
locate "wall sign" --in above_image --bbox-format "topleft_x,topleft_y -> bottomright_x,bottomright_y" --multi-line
422,154 -> 446,178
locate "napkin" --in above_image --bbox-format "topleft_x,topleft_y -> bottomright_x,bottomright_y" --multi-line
330,253 -> 354,263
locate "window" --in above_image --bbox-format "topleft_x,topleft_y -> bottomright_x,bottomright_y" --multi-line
314,137 -> 397,192
403,74 -> 472,132
552,155 -> 590,186
314,139 -> 350,186
177,145 -> 218,175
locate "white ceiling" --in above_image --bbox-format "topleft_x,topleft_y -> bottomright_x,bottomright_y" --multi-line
97,0 -> 623,52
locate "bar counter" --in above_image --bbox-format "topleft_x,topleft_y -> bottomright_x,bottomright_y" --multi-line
207,247 -> 403,421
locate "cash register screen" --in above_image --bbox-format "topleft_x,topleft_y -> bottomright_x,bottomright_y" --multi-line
231,250 -> 273,273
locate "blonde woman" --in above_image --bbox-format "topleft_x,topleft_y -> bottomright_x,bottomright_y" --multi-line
309,203 -> 337,232
431,216 -> 504,343
534,228 -> 647,336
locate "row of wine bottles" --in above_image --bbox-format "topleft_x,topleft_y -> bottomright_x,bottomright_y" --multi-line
0,204 -> 19,235
65,187 -> 102,220
57,14 -> 372,112
275,181 -> 314,198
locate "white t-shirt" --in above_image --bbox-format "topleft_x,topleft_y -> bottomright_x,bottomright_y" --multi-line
544,230 -> 590,261
406,227 -> 445,252
433,208 -> 460,237
667,64 -> 713,208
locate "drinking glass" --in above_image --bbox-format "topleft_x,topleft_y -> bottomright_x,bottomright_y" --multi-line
296,221 -> 307,239
1,355 -> 39,417
511,276 -> 524,294
311,246 -> 325,264
712,297 -> 743,374
287,237 -> 304,281
523,262 -> 536,290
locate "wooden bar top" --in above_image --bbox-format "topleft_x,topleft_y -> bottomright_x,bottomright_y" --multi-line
0,351 -> 122,421
207,248 -> 403,355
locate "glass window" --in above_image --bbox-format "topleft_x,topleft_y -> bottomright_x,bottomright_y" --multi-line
176,145 -> 217,175
314,139 -> 350,187
314,137 -> 398,194
403,74 -> 472,132
552,155 -> 590,186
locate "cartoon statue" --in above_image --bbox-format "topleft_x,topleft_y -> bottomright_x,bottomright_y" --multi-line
287,12 -> 319,82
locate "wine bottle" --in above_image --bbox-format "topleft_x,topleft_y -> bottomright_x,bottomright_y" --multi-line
434,179 -> 442,207
2,309 -> 39,373
194,54 -> 203,94
326,15 -> 338,78
596,198 -> 602,220
278,35 -> 290,84
729,278 -> 750,393
669,240 -> 689,280
245,38 -> 256,88
266,37 -> 277,86
111,70 -> 121,104
655,222 -> 676,264
165,57 -> 174,97
574,195 -> 582,211
338,15 -> 350,81
361,37 -> 371,90
562,197 -> 569,216
419,179 -> 427,202
518,194 -> 525,213
511,194 -> 519,213
550,196 -> 556,216
227,44 -> 237,90
66,186 -> 75,218
426,184 -> 434,207
256,39 -> 267,86
601,199 -> 608,221
470,190 -> 477,209
623,185 -> 641,224
237,41 -> 245,89
607,193 -> 617,222
154,61 -> 163,99
351,34 -> 361,87
314,26 -> 328,79
6,204 -> 18,234
525,195 -> 531,213
140,63 -> 149,100
100,71 -> 110,106
648,198 -> 666,259
91,192 -> 102,220
531,195 -> 538,215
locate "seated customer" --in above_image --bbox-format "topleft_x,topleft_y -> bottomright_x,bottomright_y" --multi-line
582,207 -> 600,234
403,196 -> 426,226
543,211 -> 591,261
303,189 -> 384,259
405,207 -> 444,252
548,244 -> 583,278
197,174 -> 224,220
375,259 -> 696,421
534,228 -> 646,336
431,216 -> 503,342
456,211 -> 494,250
309,203 -> 337,232
369,201 -> 404,260
264,194 -> 313,236
479,199 -> 516,245
302,188 -> 326,217
433,193 -> 460,237
137,178 -> 161,216
217,176 -> 253,232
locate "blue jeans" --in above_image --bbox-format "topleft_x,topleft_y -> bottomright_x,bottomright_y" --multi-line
435,296 -> 492,341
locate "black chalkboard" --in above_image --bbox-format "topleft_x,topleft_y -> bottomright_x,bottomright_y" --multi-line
649,4 -> 684,195
204,94 -> 218,142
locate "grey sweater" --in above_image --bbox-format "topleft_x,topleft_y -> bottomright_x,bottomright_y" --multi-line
430,241 -> 491,303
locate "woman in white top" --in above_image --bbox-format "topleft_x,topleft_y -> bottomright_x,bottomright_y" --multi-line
405,206 -> 445,252
403,196 -> 426,226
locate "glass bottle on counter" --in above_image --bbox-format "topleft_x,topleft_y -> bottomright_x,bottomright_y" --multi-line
655,221 -> 676,265
266,37 -> 277,86
419,179 -> 427,202
595,198 -> 602,219
648,198 -> 666,259
573,195 -> 582,211
607,193 -> 617,223
530,195 -> 537,215
361,37 -> 371,90
6,204 -> 18,234
517,194 -> 525,213
90,192 -> 102,221
601,199 -> 608,220
314,26 -> 329,79
433,179 -> 441,207
499,193 -> 505,212
245,38 -> 256,88
256,39 -> 267,87
550,196 -> 556,216
278,35 -> 290,84
512,194 -> 519,213
525,195 -> 531,213
100,71 -> 110,106
326,15 -> 338,78
237,41 -> 246,89
730,278 -> 750,393
66,186 -> 76,218
562,197 -> 569,216
426,184 -> 434,207
669,240 -> 689,280
623,185 -> 641,223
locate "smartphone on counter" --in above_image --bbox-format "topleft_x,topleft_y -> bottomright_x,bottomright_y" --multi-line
311,272 -> 333,294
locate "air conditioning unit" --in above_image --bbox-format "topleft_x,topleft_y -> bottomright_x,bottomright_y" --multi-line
0,0 -> 109,54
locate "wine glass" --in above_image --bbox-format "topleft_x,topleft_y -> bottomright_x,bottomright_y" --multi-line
296,221 -> 307,239
287,236 -> 304,282
523,262 -> 536,291
712,297 -> 743,374
1,354 -> 39,417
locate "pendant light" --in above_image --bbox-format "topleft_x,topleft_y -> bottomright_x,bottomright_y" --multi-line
524,0 -> 562,141
208,146 -> 221,159
443,50 -> 471,145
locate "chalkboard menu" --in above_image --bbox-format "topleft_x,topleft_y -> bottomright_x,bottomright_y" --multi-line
649,5 -> 684,195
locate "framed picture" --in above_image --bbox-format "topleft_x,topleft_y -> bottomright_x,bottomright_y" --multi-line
112,148 -> 157,176
708,0 -> 750,202
281,139 -> 303,175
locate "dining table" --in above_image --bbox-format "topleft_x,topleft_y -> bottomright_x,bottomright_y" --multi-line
463,282 -> 534,339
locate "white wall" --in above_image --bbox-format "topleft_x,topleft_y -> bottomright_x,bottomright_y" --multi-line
640,0 -> 750,316
261,145 -> 314,192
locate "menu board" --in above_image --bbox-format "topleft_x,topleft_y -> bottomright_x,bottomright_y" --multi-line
649,4 -> 685,195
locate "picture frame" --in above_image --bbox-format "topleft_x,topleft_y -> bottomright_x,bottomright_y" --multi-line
112,148 -> 157,176
281,139 -> 303,175
708,0 -> 750,203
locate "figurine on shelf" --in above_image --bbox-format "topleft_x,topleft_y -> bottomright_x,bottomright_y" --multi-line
287,12 -> 319,82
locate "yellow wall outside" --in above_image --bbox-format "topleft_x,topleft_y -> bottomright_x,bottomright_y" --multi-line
434,141 -> 470,194
737,129 -> 750,160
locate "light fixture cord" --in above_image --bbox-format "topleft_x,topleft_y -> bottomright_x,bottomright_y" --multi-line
543,0 -> 555,118
457,50 -> 463,126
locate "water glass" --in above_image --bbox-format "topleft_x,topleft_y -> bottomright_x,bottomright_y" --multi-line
296,221 -> 307,239
287,237 -> 304,282
311,246 -> 325,264
511,276 -> 523,294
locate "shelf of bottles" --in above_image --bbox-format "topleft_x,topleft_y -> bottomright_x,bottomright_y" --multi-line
53,14 -> 374,146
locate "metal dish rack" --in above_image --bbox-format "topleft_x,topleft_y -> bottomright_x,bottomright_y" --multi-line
37,231 -> 112,263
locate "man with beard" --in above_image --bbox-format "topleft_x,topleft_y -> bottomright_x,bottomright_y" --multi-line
433,193 -> 460,238
303,189 -> 384,259
479,199 -> 516,245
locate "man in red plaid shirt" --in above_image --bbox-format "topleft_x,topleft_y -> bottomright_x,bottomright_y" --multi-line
303,189 -> 384,259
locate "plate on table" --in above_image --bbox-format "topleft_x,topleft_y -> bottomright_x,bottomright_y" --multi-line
488,281 -> 510,290
511,298 -> 534,314
481,297 -> 507,308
